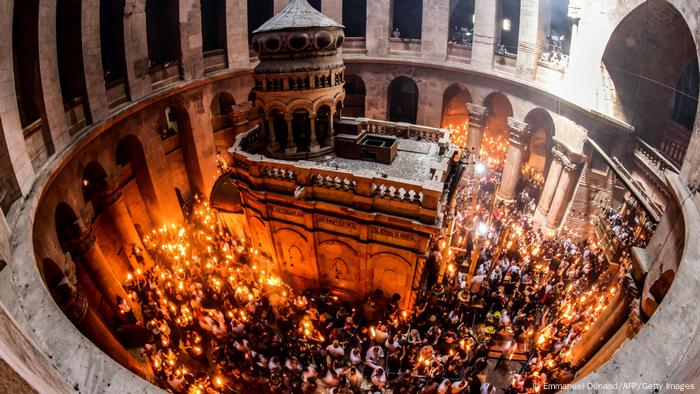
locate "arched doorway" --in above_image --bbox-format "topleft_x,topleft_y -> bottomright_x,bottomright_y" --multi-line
344,75 -> 366,117
388,76 -> 419,124
210,92 -> 236,132
441,84 -> 472,128
524,108 -> 555,177
483,92 -> 513,139
82,161 -> 110,209
116,135 -> 160,228
602,0 -> 698,167
210,175 -> 247,241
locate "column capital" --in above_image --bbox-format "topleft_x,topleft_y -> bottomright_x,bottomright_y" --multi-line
467,103 -> 489,128
553,147 -> 582,172
506,117 -> 533,145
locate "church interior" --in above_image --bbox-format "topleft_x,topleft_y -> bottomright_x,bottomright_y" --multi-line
1,0 -> 700,393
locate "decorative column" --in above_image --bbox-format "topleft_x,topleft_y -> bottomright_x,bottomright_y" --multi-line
309,112 -> 320,152
69,230 -> 143,323
266,115 -> 280,151
516,0 -> 549,80
325,108 -> 336,146
472,0 -> 499,69
546,155 -> 580,229
535,147 -> 564,219
59,282 -> 152,380
498,118 -> 532,201
285,115 -> 297,154
466,103 -> 489,156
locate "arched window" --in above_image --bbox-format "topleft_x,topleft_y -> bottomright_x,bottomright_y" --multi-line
57,0 -> 88,122
343,0 -> 367,37
391,0 -> 422,40
201,0 -> 227,54
441,84 -> 471,128
100,0 -> 127,84
449,0 -> 474,45
13,0 -> 44,128
497,0 -> 521,55
146,0 -> 181,66
387,77 -> 419,124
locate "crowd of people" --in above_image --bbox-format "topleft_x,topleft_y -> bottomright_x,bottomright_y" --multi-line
123,145 -> 630,394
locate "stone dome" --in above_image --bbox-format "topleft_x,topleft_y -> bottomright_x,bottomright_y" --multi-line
252,0 -> 345,74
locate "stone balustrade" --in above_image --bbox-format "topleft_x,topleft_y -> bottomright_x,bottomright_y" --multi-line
229,125 -> 446,225
634,137 -> 680,180
352,117 -> 451,148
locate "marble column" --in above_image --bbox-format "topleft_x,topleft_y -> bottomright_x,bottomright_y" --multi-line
309,112 -> 320,152
472,0 -> 499,69
535,148 -> 564,217
498,118 -> 532,201
70,230 -> 142,323
466,103 -> 489,156
267,115 -> 280,151
515,0 -> 549,80
326,108 -> 336,146
60,285 -> 152,380
285,115 -> 297,154
546,158 -> 579,229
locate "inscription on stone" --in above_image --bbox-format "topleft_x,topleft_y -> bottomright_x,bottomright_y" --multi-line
370,226 -> 416,241
318,215 -> 358,230
272,206 -> 304,217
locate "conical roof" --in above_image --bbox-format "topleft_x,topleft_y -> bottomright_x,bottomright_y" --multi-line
253,0 -> 343,34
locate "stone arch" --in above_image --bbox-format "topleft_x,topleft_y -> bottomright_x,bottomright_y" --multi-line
524,108 -> 555,177
317,239 -> 360,297
314,103 -> 333,147
483,92 -> 514,139
344,74 -> 366,117
210,175 -> 242,213
145,0 -> 180,66
210,92 -> 236,132
162,103 -> 205,196
601,0 -> 697,166
274,227 -> 317,290
371,252 -> 412,304
54,202 -> 81,254
116,134 -> 161,227
210,92 -> 236,118
441,83 -> 472,128
388,76 -> 419,124
81,160 -> 110,206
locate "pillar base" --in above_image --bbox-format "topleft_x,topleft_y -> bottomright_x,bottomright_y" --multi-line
285,146 -> 297,154
267,142 -> 280,152
495,193 -> 516,204
309,142 -> 321,153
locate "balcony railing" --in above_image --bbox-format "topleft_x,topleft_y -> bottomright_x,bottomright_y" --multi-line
229,119 -> 450,225
634,137 -> 680,180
